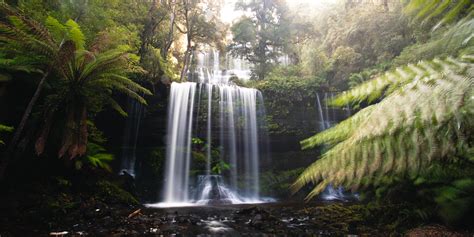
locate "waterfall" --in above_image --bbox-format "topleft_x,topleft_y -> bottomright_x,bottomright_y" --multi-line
206,83 -> 212,176
150,49 -> 268,207
224,51 -> 251,81
315,93 -> 326,131
315,92 -> 357,201
120,98 -> 143,177
162,82 -> 196,203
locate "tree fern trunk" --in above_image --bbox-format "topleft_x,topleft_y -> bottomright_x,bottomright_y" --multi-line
0,71 -> 49,180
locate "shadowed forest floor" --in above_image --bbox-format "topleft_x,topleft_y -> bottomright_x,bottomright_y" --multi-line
1,201 -> 471,236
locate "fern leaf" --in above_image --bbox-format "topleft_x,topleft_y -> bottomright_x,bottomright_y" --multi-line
65,19 -> 85,50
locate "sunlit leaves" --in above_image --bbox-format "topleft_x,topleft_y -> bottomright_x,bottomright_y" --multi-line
64,19 -> 85,50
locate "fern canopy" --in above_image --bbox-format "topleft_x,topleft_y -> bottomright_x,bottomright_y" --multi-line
294,53 -> 474,201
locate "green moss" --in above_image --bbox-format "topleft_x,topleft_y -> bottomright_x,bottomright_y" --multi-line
44,192 -> 79,215
95,180 -> 139,205
298,202 -> 423,235
146,147 -> 166,176
260,168 -> 305,197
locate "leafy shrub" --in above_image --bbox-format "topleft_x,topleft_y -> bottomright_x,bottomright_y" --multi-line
0,124 -> 13,145
74,143 -> 114,171
95,180 -> 139,205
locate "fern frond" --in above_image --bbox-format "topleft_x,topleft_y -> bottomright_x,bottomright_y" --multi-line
331,55 -> 471,107
97,74 -> 152,95
65,19 -> 85,50
107,98 -> 128,117
404,0 -> 473,29
295,55 -> 474,199
45,16 -> 67,43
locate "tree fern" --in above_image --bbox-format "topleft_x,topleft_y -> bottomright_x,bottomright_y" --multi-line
404,0 -> 473,29
35,46 -> 152,159
294,54 -> 473,200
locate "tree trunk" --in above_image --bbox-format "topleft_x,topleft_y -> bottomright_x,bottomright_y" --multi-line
382,0 -> 389,11
139,0 -> 158,63
0,71 -> 49,180
163,0 -> 176,57
180,46 -> 191,82
180,5 -> 192,82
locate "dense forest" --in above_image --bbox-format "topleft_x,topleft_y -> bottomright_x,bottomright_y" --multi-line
0,0 -> 473,236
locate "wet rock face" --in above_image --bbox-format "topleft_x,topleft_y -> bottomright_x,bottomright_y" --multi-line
193,175 -> 244,205
208,176 -> 222,200
207,199 -> 233,205
204,176 -> 234,205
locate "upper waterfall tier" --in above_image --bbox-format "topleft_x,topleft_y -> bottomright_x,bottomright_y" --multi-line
191,50 -> 252,84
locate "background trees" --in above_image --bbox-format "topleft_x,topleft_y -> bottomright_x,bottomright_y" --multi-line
229,0 -> 292,80
175,0 -> 226,81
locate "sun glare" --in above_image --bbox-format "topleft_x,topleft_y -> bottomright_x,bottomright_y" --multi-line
221,0 -> 339,24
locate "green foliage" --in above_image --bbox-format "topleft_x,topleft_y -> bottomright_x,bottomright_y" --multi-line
415,162 -> 474,225
229,0 -> 293,80
291,2 -> 413,90
394,14 -> 474,65
327,46 -> 363,89
293,202 -> 423,235
95,180 -> 139,205
211,159 -> 230,175
260,168 -> 304,197
0,3 -> 59,74
64,19 -> 85,50
295,54 -> 474,200
43,16 -> 85,50
141,45 -> 177,82
43,192 -> 78,216
404,0 -> 473,29
434,179 -> 474,224
248,65 -> 324,135
0,5 -> 152,158
192,137 -> 204,145
362,160 -> 474,226
35,43 -> 151,158
0,124 -> 13,145
347,62 -> 390,88
146,147 -> 166,176
18,0 -> 148,48
74,143 -> 114,172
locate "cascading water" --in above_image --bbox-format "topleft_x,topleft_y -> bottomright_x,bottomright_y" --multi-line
119,98 -> 143,177
162,82 -> 196,204
316,92 -> 337,131
315,93 -> 357,201
148,49 -> 269,207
